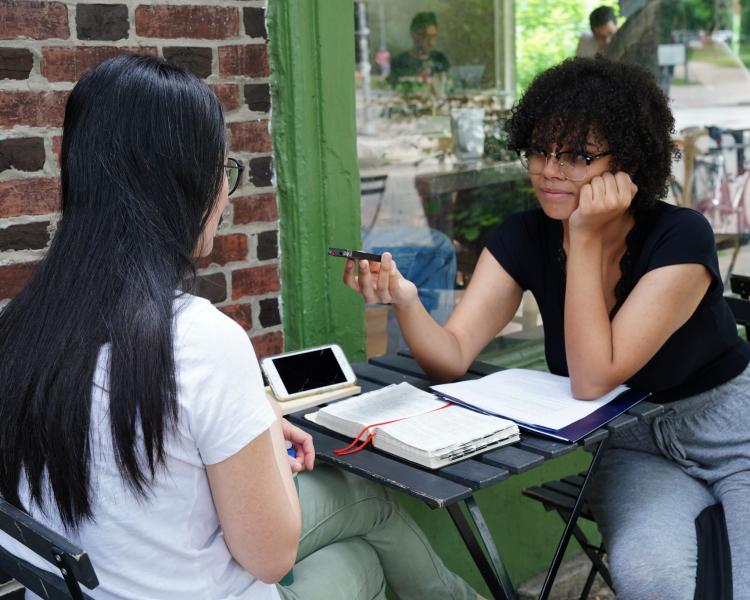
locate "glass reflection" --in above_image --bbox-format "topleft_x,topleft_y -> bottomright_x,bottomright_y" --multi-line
354,0 -> 750,357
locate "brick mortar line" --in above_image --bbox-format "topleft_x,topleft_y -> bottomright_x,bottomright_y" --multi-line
0,253 -> 280,270
0,80 -> 271,95
0,72 -> 270,92
219,222 -> 280,236
0,248 -> 47,266
247,324 -> 283,336
0,215 -> 59,228
195,256 -> 280,277
0,215 -> 265,234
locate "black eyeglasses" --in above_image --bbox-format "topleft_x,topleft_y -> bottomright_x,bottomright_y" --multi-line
225,158 -> 245,196
518,148 -> 612,181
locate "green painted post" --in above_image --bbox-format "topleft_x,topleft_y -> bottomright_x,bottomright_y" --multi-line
267,0 -> 366,359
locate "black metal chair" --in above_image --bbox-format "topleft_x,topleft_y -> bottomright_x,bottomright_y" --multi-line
0,498 -> 98,599
360,174 -> 388,233
727,273 -> 750,341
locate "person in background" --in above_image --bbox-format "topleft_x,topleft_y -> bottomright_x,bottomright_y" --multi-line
0,54 -> 481,600
576,6 -> 619,58
387,12 -> 450,87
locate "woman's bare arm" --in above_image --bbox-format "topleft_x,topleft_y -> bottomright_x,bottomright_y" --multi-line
565,173 -> 711,398
206,415 -> 301,583
345,250 -> 523,381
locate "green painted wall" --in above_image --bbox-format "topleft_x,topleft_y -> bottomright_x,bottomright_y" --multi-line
267,0 -> 367,360
267,1 -> 594,594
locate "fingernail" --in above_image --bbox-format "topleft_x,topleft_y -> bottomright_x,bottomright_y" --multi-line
359,260 -> 368,269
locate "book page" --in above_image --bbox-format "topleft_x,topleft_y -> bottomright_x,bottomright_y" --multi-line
431,369 -> 628,430
375,405 -> 517,454
316,383 -> 447,435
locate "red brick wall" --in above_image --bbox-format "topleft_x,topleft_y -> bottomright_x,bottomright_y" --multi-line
0,1 -> 282,356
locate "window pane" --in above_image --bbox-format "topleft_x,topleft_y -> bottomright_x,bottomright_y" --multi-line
354,0 -> 750,359
355,0 -> 538,356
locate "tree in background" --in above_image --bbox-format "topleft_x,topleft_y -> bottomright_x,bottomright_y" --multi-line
683,0 -> 718,30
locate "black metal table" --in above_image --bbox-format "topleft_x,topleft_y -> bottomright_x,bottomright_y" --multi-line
287,353 -> 664,600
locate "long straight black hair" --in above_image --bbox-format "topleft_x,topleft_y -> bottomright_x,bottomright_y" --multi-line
0,54 -> 226,528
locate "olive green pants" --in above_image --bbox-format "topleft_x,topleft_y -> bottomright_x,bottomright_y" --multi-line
277,464 -> 476,600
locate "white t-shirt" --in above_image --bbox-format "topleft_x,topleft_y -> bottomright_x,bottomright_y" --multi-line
0,294 -> 280,599
576,33 -> 599,58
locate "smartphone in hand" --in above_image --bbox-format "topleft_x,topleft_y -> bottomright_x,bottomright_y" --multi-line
328,247 -> 382,262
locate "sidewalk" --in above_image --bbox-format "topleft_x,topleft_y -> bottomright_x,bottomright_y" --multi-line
517,553 -> 615,600
671,42 -> 750,131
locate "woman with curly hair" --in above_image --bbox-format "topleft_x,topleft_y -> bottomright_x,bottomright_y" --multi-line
344,57 -> 750,599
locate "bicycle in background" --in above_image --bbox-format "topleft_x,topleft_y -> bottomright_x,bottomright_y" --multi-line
670,126 -> 750,283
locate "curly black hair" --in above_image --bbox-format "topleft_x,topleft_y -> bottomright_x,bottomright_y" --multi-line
507,57 -> 678,212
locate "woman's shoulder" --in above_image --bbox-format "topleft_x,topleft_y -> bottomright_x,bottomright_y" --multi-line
173,293 -> 252,354
647,200 -> 712,227
641,201 -> 714,244
632,201 -> 719,276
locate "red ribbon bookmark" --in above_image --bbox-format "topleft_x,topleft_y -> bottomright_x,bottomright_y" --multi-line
333,402 -> 452,456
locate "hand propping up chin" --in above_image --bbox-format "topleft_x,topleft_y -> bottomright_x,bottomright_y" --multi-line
569,172 -> 638,235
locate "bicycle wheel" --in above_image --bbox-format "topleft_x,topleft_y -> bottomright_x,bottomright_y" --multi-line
669,178 -> 685,206
690,157 -> 723,230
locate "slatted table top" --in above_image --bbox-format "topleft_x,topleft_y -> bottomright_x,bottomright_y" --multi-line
288,355 -> 664,509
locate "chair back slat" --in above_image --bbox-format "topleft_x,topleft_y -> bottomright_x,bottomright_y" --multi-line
727,296 -> 750,326
730,274 -> 750,299
360,174 -> 387,197
360,174 -> 388,232
727,275 -> 750,341
0,545 -> 95,600
0,499 -> 98,590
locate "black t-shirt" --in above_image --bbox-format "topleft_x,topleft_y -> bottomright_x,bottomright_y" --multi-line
486,201 -> 750,402
387,50 -> 450,86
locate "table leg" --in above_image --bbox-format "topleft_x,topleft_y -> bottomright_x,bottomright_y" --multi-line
466,497 -> 517,600
538,438 -> 609,600
579,562 -> 599,600
447,499 -> 516,600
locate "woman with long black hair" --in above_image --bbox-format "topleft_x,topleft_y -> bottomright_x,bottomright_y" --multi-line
0,54 -> 478,600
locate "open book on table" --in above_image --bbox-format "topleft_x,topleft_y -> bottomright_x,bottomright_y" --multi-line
431,368 -> 648,443
310,383 -> 520,469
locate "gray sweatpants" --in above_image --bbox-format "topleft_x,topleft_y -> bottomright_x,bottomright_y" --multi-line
588,364 -> 750,600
